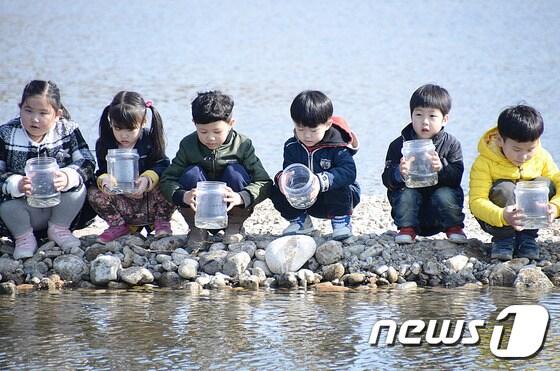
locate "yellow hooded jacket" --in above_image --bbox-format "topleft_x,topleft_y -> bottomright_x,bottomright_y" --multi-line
469,127 -> 560,227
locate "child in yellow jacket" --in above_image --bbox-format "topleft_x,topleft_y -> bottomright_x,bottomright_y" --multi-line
469,105 -> 560,261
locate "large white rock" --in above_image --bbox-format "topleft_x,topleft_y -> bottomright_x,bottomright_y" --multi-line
265,235 -> 317,274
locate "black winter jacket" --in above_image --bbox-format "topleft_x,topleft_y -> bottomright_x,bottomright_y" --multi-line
382,123 -> 464,194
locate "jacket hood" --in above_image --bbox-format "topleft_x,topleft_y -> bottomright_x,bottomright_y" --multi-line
300,116 -> 359,152
476,126 -> 542,166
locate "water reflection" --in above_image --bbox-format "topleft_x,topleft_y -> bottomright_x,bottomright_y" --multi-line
1,287 -> 559,369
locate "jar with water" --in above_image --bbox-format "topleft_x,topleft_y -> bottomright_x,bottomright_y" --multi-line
106,149 -> 139,194
401,139 -> 438,188
281,163 -> 318,209
25,157 -> 61,208
515,181 -> 549,229
195,181 -> 228,229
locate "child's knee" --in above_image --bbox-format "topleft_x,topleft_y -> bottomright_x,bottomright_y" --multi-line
179,165 -> 207,190
431,187 -> 462,207
489,180 -> 515,207
221,164 -> 251,191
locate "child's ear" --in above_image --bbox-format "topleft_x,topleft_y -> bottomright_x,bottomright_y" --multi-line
325,119 -> 333,129
55,108 -> 63,120
442,114 -> 449,126
495,133 -> 505,147
228,119 -> 236,128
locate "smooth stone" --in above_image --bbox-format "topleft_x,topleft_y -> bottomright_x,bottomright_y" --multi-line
313,282 -> 350,292
322,263 -> 345,281
0,258 -> 19,275
315,240 -> 344,266
252,260 -> 273,277
239,274 -> 259,290
158,272 -> 183,288
445,255 -> 469,273
386,266 -> 399,283
489,263 -> 517,287
199,250 -> 228,275
90,255 -> 122,286
396,282 -> 418,290
0,282 -> 17,295
254,249 -> 266,261
345,273 -> 365,286
222,251 -> 251,278
178,259 -> 199,280
53,255 -> 88,282
265,235 -> 316,274
514,266 -> 554,289
119,267 -> 154,285
228,241 -> 257,259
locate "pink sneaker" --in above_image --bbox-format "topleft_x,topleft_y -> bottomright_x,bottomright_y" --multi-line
97,224 -> 130,244
13,229 -> 38,260
48,223 -> 81,249
154,220 -> 172,238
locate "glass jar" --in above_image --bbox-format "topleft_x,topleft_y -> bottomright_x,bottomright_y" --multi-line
514,181 -> 549,229
281,163 -> 318,209
25,157 -> 61,208
106,149 -> 139,194
401,139 -> 438,188
195,181 -> 228,229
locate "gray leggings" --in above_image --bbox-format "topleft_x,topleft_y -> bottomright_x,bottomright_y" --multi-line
0,185 -> 86,237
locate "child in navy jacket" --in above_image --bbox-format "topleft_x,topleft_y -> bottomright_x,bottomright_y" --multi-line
271,90 -> 360,241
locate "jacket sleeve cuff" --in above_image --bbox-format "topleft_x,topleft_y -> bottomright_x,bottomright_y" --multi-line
60,168 -> 81,191
317,172 -> 331,192
6,174 -> 24,198
172,189 -> 188,207
239,190 -> 252,208
141,170 -> 159,191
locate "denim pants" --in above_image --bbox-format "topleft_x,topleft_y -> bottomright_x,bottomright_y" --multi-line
179,164 -> 251,192
389,186 -> 464,235
271,182 -> 361,220
476,177 -> 554,240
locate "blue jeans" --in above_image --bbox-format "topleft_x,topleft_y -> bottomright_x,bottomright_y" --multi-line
271,182 -> 360,220
179,164 -> 251,192
389,186 -> 464,235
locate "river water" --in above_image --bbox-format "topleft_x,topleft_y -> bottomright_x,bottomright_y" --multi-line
1,0 -> 559,368
1,287 -> 560,369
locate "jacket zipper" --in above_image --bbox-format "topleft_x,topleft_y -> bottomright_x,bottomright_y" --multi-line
211,150 -> 217,179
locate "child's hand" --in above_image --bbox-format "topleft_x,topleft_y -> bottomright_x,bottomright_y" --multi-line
547,203 -> 559,223
310,175 -> 320,199
129,176 -> 151,199
277,173 -> 287,195
100,175 -> 117,194
399,156 -> 414,177
53,170 -> 68,192
18,176 -> 32,196
430,151 -> 442,172
224,186 -> 243,211
183,189 -> 197,211
503,205 -> 525,231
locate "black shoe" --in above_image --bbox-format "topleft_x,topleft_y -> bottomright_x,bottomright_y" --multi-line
515,233 -> 540,260
491,237 -> 514,261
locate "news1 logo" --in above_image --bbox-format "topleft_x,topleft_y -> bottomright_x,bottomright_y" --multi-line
369,305 -> 549,358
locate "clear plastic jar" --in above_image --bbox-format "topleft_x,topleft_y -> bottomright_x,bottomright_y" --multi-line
106,149 -> 139,194
281,163 -> 318,209
515,181 -> 549,229
401,139 -> 438,188
195,181 -> 228,229
25,157 -> 61,208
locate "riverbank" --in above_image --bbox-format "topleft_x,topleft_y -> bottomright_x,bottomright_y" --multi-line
1,195 -> 560,295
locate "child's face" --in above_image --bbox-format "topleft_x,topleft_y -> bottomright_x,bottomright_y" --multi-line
411,107 -> 448,139
112,123 -> 143,149
195,120 -> 233,150
20,95 -> 61,142
498,136 -> 539,167
295,120 -> 332,147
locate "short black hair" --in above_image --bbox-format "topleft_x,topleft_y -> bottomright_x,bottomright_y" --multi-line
409,84 -> 452,116
497,104 -> 543,142
290,90 -> 333,128
191,91 -> 233,124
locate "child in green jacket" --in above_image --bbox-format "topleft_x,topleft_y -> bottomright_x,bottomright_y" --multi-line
160,91 -> 271,247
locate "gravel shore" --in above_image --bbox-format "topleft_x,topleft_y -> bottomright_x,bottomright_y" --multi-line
1,195 -> 560,294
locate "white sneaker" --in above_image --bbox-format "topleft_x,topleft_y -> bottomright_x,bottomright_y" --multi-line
13,229 -> 38,260
283,215 -> 314,235
331,215 -> 352,241
48,223 -> 81,249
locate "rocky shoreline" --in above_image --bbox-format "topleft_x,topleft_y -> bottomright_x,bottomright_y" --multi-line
1,195 -> 560,295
